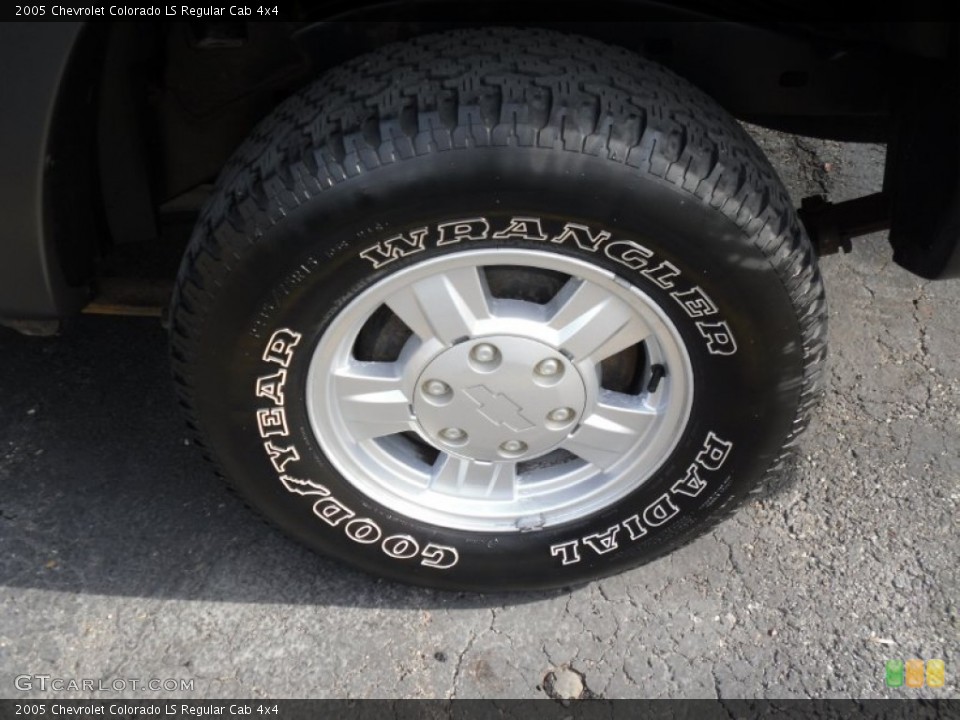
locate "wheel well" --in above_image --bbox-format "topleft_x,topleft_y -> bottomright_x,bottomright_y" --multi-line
49,19 -> 957,313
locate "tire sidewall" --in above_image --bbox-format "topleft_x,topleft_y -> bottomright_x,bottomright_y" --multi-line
192,148 -> 803,590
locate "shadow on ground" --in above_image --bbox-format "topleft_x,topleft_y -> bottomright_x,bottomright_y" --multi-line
0,315 -> 799,609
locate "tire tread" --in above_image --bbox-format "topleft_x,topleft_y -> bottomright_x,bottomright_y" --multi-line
170,27 -> 828,563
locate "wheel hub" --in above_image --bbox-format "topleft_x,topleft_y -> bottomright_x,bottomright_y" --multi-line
412,336 -> 586,462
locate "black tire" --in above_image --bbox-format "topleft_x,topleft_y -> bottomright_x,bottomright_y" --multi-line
170,28 -> 826,591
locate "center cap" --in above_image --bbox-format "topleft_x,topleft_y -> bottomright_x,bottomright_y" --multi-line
413,336 -> 587,462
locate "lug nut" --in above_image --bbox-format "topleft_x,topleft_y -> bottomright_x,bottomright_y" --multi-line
499,440 -> 527,454
423,380 -> 450,397
439,427 -> 467,442
535,358 -> 561,377
471,343 -> 498,363
547,407 -> 575,423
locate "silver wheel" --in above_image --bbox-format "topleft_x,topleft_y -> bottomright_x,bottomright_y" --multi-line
306,250 -> 693,532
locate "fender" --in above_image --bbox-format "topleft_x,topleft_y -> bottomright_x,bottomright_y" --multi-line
0,23 -> 99,328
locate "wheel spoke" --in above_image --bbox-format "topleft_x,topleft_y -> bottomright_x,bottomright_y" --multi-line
560,392 -> 657,471
332,361 -> 414,440
385,266 -> 491,345
547,278 -> 652,364
429,453 -> 517,500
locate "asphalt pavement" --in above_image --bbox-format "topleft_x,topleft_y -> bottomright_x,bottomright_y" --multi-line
0,127 -> 957,699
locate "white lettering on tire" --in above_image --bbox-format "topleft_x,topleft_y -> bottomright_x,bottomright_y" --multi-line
255,369 -> 287,407
581,526 -> 622,555
262,329 -> 301,367
436,218 -> 490,246
549,431 -> 734,565
491,216 -> 548,241
357,216 -> 737,355
550,540 -> 582,566
345,518 -> 383,544
696,321 -> 738,355
358,227 -> 429,268
254,328 -> 460,570
256,407 -> 289,438
382,535 -> 420,559
256,218 -> 742,571
421,543 -> 460,569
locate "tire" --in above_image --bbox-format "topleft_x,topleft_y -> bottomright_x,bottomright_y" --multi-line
170,28 -> 826,591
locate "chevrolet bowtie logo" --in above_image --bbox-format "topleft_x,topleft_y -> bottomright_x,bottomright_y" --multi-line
463,385 -> 535,432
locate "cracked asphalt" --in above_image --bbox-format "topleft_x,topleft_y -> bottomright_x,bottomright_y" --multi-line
1,126 -> 957,700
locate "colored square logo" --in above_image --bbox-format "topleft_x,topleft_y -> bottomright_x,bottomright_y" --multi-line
906,659 -> 925,688
886,659 -> 905,687
927,659 -> 945,688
